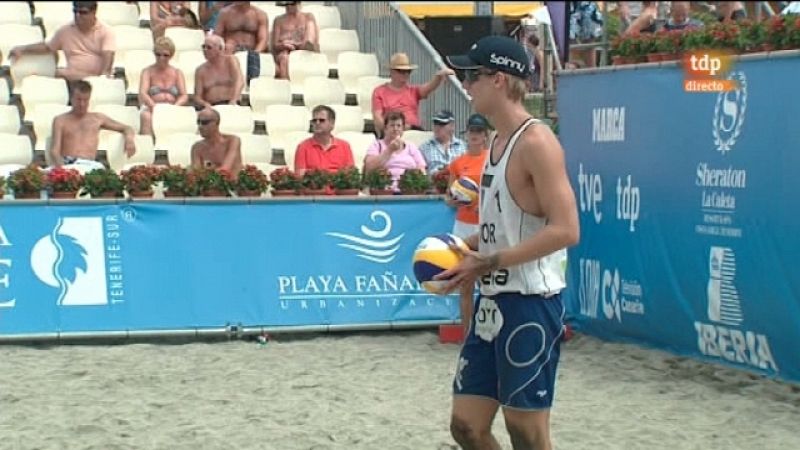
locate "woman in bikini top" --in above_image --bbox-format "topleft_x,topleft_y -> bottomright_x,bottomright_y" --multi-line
139,37 -> 188,135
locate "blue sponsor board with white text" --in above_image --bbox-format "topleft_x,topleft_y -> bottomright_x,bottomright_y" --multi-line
558,55 -> 800,383
0,199 -> 460,335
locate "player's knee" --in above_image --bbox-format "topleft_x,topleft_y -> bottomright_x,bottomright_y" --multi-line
505,420 -> 549,450
450,415 -> 488,447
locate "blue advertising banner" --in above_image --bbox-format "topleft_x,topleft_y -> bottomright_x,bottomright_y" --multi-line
0,199 -> 460,336
558,55 -> 800,383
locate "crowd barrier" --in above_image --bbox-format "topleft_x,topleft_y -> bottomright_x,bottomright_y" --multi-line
558,52 -> 800,383
0,197 -> 460,341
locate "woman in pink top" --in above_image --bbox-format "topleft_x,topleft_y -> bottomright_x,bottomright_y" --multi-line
139,37 -> 189,136
371,52 -> 454,136
364,111 -> 427,192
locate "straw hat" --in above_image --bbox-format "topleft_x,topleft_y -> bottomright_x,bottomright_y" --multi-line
389,53 -> 418,70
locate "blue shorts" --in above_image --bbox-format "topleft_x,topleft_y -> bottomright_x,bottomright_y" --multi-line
453,292 -> 565,410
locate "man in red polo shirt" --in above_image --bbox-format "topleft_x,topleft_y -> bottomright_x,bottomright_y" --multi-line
294,105 -> 355,177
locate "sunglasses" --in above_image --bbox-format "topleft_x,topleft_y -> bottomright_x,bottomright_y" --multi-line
463,68 -> 498,83
73,8 -> 93,15
201,44 -> 216,50
197,119 -> 215,126
310,118 -> 327,124
392,69 -> 412,75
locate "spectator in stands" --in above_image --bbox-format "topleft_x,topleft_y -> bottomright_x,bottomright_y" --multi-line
568,1 -> 603,67
50,80 -> 135,167
664,2 -> 704,31
215,1 -> 269,82
294,105 -> 355,178
364,111 -> 427,191
272,1 -> 319,79
10,1 -> 115,82
150,1 -> 192,39
191,107 -> 243,173
717,1 -> 747,22
782,2 -> 800,14
445,112 -> 491,329
371,53 -> 455,136
139,37 -> 189,136
419,109 -> 466,176
617,2 -> 642,31
198,1 -> 232,31
524,34 -> 544,92
623,1 -> 658,35
194,35 -> 244,109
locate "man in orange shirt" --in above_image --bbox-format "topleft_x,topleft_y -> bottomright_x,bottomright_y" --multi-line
446,113 -> 491,329
294,105 -> 355,178
11,1 -> 115,81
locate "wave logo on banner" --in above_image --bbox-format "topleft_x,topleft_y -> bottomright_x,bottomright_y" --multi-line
30,217 -> 108,306
325,210 -> 404,263
707,246 -> 742,326
712,71 -> 747,154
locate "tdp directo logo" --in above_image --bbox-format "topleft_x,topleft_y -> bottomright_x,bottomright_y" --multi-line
30,217 -> 108,306
683,51 -> 738,93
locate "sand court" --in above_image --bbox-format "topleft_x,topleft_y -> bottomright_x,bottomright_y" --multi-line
0,332 -> 798,449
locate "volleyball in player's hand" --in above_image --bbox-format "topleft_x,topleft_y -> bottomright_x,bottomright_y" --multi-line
412,234 -> 468,294
448,176 -> 479,206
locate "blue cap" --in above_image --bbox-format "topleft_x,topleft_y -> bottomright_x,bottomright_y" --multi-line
446,35 -> 530,78
466,113 -> 490,130
432,109 -> 455,125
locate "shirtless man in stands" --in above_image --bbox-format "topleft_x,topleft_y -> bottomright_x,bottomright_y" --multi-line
272,1 -> 319,79
194,35 -> 244,109
190,108 -> 242,174
50,80 -> 136,167
215,2 -> 268,81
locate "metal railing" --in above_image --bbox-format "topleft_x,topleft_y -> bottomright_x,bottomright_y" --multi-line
333,1 -> 472,130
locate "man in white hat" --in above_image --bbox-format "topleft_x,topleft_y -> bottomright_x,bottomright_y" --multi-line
371,52 -> 454,136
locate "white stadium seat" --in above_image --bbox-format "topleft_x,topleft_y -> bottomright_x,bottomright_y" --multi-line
337,131 -> 376,171
0,133 -> 32,165
85,76 -> 127,107
9,53 -> 57,95
98,2 -> 140,27
248,77 -> 292,123
237,133 -> 272,165
165,27 -> 205,53
265,104 -> 311,137
302,76 -> 345,107
30,103 -> 70,152
151,104 -> 198,150
0,2 -> 33,26
0,105 -> 21,134
287,50 -> 329,96
319,28 -> 359,69
330,105 -> 365,133
159,132 -> 202,166
304,5 -> 341,30
20,75 -> 68,122
121,50 -> 157,95
337,52 -> 379,95
91,104 -> 141,133
0,24 -> 44,67
214,104 -> 255,135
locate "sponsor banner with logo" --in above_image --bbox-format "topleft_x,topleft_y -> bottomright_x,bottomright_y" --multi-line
558,57 -> 800,382
0,200 -> 460,336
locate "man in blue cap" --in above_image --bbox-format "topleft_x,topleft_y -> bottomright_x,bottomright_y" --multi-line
436,35 -> 580,450
419,109 -> 467,176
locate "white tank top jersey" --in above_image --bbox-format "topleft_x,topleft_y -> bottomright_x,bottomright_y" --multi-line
478,117 -> 567,297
